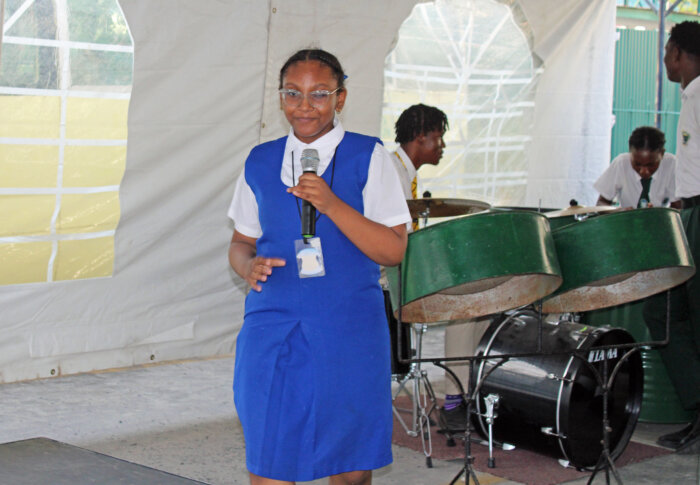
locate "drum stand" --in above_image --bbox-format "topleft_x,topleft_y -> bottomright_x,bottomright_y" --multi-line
581,292 -> 670,485
392,323 -> 440,467
396,270 -> 672,485
431,357 -> 511,485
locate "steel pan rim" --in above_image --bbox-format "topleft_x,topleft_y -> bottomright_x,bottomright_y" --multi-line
550,206 -> 679,232
542,266 -> 695,314
395,272 -> 562,323
408,207 -> 551,235
545,208 -> 695,313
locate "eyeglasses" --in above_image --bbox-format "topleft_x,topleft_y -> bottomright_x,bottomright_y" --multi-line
279,87 -> 342,108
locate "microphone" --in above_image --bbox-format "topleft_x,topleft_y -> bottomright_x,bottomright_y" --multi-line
300,148 -> 320,238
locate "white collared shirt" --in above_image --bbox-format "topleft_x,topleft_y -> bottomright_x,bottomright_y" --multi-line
676,76 -> 700,198
228,119 -> 411,237
594,152 -> 678,208
390,146 -> 417,200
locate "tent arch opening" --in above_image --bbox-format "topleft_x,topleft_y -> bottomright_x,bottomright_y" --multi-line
381,0 -> 541,206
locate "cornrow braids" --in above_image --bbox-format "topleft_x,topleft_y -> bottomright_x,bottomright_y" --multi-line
669,21 -> 700,57
279,49 -> 346,89
629,126 -> 666,152
394,104 -> 449,144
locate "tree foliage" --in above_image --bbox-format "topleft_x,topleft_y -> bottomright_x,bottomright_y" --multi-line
0,0 -> 132,89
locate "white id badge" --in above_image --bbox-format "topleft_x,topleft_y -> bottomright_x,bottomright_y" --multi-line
295,237 -> 326,278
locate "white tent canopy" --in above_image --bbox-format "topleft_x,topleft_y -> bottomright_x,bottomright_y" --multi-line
0,0 -> 616,383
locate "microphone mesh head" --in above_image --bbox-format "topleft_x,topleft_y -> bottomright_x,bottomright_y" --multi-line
301,149 -> 320,173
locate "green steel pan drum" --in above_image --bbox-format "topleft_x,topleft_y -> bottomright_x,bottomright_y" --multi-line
386,210 -> 563,323
542,208 -> 696,314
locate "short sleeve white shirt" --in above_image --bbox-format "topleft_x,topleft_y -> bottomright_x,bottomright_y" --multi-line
228,119 -> 411,237
593,152 -> 678,208
675,76 -> 700,198
389,146 -> 417,200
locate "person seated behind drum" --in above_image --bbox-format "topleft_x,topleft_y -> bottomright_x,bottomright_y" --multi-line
388,104 -> 490,431
381,104 -> 447,375
390,104 -> 447,205
594,126 -> 681,209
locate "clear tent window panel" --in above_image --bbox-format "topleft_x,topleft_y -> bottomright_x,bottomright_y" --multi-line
381,0 -> 541,206
0,0 -> 133,285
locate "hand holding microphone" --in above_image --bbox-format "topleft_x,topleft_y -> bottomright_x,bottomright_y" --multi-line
300,149 -> 320,238
288,149 -> 339,237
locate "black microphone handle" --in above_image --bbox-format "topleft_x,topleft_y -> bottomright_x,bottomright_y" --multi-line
302,200 -> 316,238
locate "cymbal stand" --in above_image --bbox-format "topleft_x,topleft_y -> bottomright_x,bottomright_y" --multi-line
483,393 -> 500,469
429,354 -> 510,484
395,265 -> 512,481
582,290 -> 670,484
392,323 -> 440,466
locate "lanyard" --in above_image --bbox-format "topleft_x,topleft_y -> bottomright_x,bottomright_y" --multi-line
395,151 -> 417,200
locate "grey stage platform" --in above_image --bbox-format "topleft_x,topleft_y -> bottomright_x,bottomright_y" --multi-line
0,437 -> 208,485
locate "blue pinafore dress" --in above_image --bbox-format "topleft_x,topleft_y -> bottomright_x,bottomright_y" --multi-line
233,132 -> 393,481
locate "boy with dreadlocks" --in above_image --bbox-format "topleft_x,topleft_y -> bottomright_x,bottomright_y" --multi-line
388,103 -> 489,431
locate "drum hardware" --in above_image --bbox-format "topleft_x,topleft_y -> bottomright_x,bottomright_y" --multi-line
558,312 -> 581,323
546,373 -> 574,383
585,291 -> 673,484
543,203 -> 619,219
472,309 -> 644,471
545,203 -> 618,231
391,323 -> 439,468
434,363 -> 515,453
412,327 -> 516,484
482,393 -> 500,468
541,427 -> 566,439
585,345 -> 647,485
397,298 -> 672,485
390,209 -> 689,484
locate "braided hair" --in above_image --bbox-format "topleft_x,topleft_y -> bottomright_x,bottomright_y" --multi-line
628,126 -> 666,152
394,104 -> 449,144
279,49 -> 346,89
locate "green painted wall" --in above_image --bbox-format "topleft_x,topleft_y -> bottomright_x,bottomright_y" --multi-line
611,28 -> 682,159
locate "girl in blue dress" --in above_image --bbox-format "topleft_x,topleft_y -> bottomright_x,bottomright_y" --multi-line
227,49 -> 411,485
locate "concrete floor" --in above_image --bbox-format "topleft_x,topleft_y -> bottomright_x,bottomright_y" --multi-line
0,327 -> 698,485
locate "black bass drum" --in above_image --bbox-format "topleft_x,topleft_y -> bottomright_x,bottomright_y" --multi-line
471,309 -> 643,469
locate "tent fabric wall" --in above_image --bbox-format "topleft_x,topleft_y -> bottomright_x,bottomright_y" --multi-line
523,0 -> 617,207
0,0 -> 616,383
260,1 -> 420,142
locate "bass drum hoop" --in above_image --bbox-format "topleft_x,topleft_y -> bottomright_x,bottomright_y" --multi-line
473,309 -> 642,468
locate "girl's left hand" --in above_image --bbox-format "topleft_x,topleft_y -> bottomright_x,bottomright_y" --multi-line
287,173 -> 338,214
